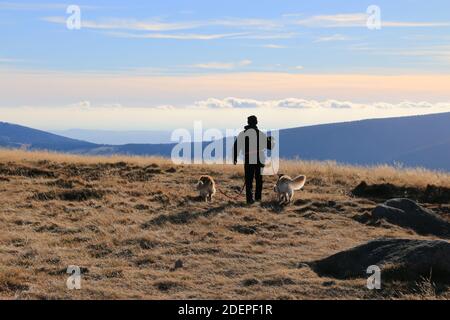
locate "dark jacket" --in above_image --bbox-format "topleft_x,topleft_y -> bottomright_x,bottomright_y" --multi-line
233,125 -> 271,166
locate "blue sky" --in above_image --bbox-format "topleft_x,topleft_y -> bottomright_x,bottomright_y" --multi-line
2,0 -> 450,73
1,0 -> 450,130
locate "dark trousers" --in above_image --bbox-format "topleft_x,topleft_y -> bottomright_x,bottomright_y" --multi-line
244,164 -> 263,203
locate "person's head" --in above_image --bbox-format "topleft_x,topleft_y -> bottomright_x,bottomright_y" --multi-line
247,115 -> 258,126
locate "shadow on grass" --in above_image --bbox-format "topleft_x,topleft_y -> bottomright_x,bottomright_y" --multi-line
142,205 -> 228,228
260,200 -> 286,213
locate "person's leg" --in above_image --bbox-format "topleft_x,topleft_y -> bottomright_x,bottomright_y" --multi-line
244,165 -> 254,203
255,165 -> 263,201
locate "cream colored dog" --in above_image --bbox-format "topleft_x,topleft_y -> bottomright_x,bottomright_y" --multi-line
273,174 -> 306,204
196,175 -> 216,202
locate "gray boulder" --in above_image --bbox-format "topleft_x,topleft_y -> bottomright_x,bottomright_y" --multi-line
360,198 -> 450,238
310,238 -> 450,283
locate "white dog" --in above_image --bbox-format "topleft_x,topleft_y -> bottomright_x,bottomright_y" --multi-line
273,174 -> 306,204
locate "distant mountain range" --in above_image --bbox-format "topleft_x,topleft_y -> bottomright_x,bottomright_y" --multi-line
51,129 -> 173,145
278,112 -> 450,171
1,112 -> 450,171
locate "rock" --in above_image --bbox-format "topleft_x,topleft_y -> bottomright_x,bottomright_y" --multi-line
328,201 -> 337,207
297,262 -> 310,269
352,181 -> 450,204
371,198 -> 450,238
241,278 -> 259,287
134,204 -> 149,211
310,238 -> 450,283
174,259 -> 183,270
262,278 -> 295,286
230,225 -> 257,235
353,181 -> 410,200
155,281 -> 180,292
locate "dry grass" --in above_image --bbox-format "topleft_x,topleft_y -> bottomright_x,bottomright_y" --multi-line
0,148 -> 449,300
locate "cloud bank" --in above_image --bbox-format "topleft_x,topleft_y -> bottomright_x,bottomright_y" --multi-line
2,99 -> 449,131
192,98 -> 450,110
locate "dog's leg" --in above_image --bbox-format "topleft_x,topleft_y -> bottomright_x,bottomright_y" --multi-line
279,193 -> 287,205
287,190 -> 294,204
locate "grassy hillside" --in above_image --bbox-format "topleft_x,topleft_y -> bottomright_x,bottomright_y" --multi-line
0,149 -> 449,299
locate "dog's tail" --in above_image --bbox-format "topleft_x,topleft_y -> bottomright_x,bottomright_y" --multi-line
290,175 -> 306,190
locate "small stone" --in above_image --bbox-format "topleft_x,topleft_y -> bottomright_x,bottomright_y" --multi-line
297,262 -> 309,269
242,278 -> 259,287
174,259 -> 183,269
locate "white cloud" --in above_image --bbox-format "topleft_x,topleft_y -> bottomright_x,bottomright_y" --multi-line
194,97 -> 262,109
230,32 -> 297,40
106,31 -> 296,41
294,65 -> 304,70
49,99 -> 450,112
188,60 -> 252,70
155,105 -> 176,110
42,15 -> 297,40
43,16 -> 282,31
193,97 -> 450,110
105,31 -> 248,41
69,100 -> 91,109
193,98 -> 351,109
43,16 -> 203,32
315,34 -> 353,42
208,18 -> 281,30
3,71 -> 450,107
261,44 -> 287,49
373,101 -> 447,109
1,2 -> 96,10
43,13 -> 450,32
0,2 -> 67,10
296,13 -> 450,28
349,45 -> 450,64
2,99 -> 449,131
382,21 -> 450,27
297,14 -> 367,28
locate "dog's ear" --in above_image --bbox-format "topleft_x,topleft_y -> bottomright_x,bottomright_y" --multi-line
200,176 -> 211,186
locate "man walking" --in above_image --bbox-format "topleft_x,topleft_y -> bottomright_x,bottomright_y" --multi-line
233,115 -> 271,204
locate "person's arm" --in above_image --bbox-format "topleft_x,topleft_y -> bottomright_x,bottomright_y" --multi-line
267,135 -> 273,150
233,136 -> 238,165
260,131 -> 271,150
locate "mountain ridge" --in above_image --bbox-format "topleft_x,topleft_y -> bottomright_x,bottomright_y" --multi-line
1,112 -> 449,171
